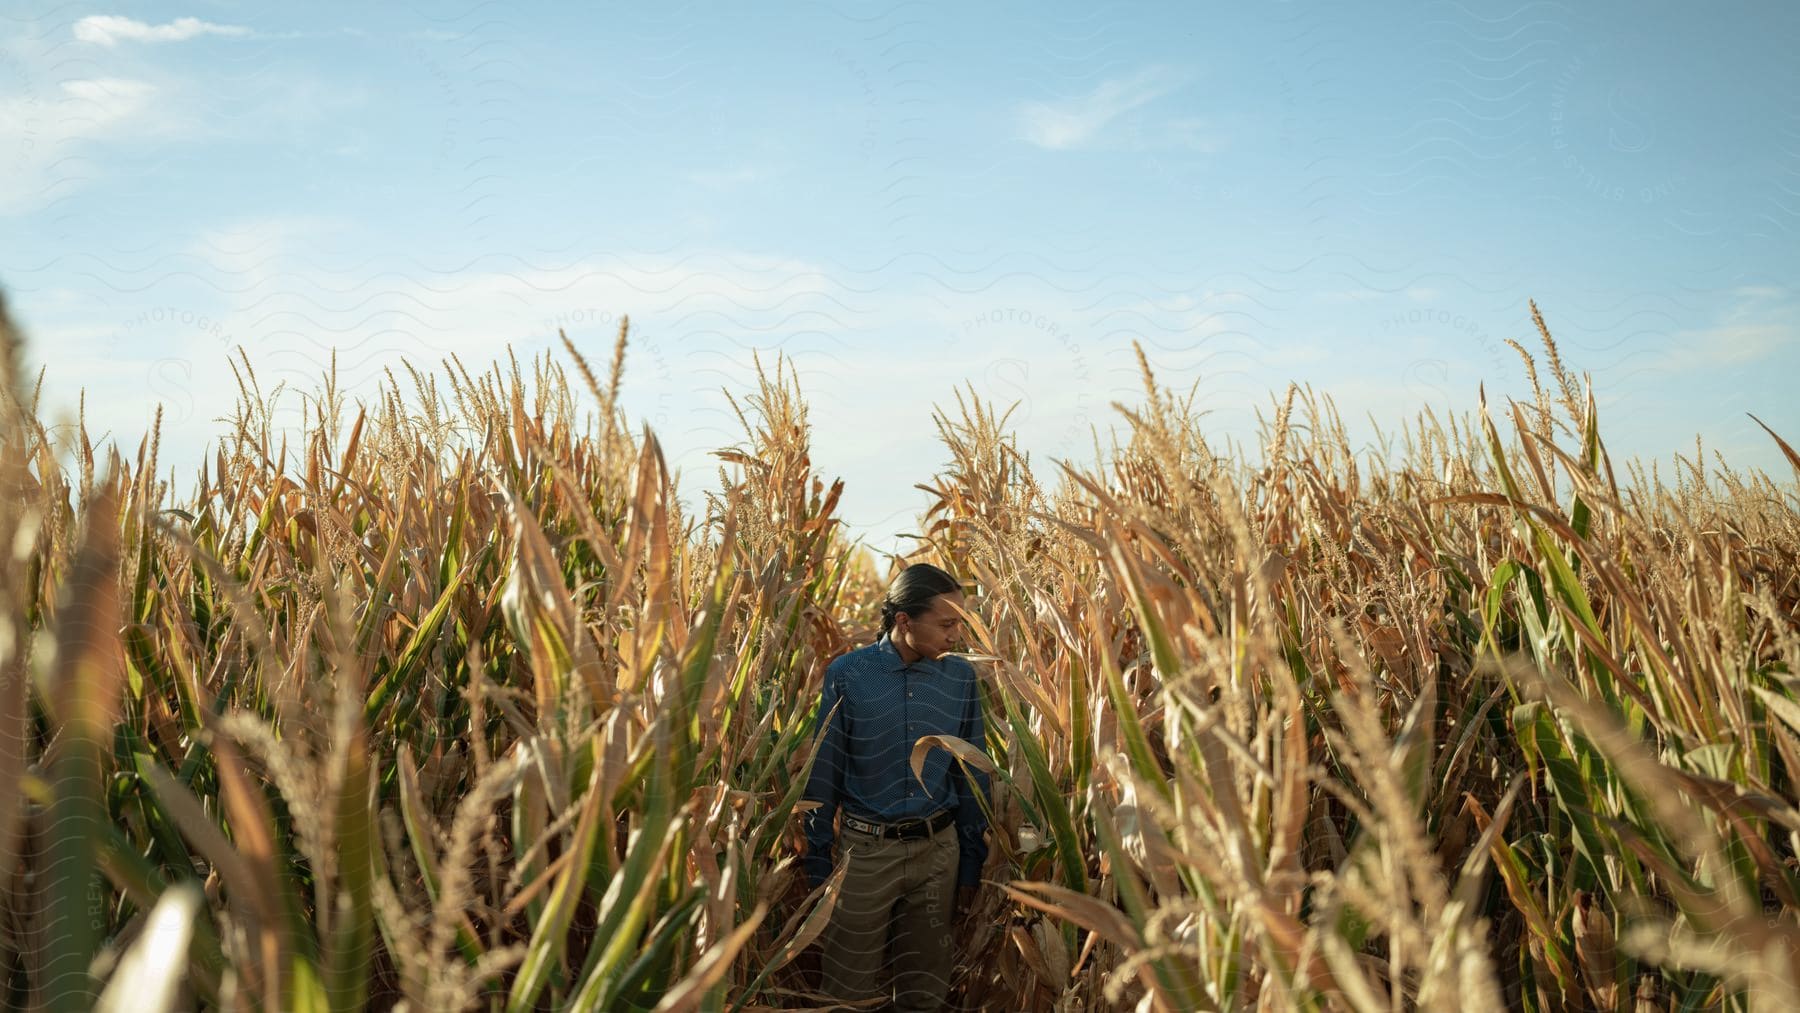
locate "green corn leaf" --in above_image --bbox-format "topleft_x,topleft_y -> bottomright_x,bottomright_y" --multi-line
1004,692 -> 1087,893
324,724 -> 375,1013
365,563 -> 469,724
569,777 -> 682,1007
505,738 -> 614,1012
607,888 -> 703,1010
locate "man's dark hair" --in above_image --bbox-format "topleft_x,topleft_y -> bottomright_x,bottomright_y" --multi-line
879,563 -> 962,634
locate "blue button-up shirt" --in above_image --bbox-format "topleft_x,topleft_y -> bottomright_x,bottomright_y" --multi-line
801,633 -> 990,888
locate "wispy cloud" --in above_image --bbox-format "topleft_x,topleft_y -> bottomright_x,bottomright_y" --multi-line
74,16 -> 251,47
1661,287 -> 1796,369
1017,66 -> 1186,151
0,77 -> 161,212
59,77 -> 158,109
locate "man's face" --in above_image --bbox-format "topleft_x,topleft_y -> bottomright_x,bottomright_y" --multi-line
901,590 -> 966,660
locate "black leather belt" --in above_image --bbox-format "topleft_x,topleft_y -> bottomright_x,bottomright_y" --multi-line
842,809 -> 954,841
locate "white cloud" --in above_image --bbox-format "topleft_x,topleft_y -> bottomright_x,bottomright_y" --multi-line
73,16 -> 251,47
1664,321 -> 1790,368
1689,323 -> 1788,364
0,77 -> 160,212
1659,288 -> 1795,370
1017,67 -> 1186,151
59,77 -> 157,109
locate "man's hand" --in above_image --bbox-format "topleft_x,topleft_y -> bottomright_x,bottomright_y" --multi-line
954,884 -> 978,922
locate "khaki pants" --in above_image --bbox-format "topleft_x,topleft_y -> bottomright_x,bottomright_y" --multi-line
820,820 -> 959,1011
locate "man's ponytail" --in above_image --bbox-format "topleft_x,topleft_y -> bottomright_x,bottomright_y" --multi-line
880,563 -> 962,634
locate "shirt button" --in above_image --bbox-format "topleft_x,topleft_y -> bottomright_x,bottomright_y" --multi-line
907,691 -> 913,699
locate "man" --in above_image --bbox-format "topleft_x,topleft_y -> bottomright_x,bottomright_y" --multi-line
801,563 -> 990,1011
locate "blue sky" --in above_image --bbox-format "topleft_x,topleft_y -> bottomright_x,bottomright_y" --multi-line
3,1 -> 1797,548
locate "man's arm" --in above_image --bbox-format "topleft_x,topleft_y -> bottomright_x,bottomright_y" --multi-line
799,662 -> 846,888
951,664 -> 990,889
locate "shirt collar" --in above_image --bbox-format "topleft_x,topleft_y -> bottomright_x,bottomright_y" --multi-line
875,633 -> 922,672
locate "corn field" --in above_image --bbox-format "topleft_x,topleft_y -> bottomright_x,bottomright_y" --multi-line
1,293 -> 1798,1012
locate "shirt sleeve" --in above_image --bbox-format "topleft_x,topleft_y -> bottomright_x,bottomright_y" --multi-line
800,661 -> 846,888
951,663 -> 990,888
